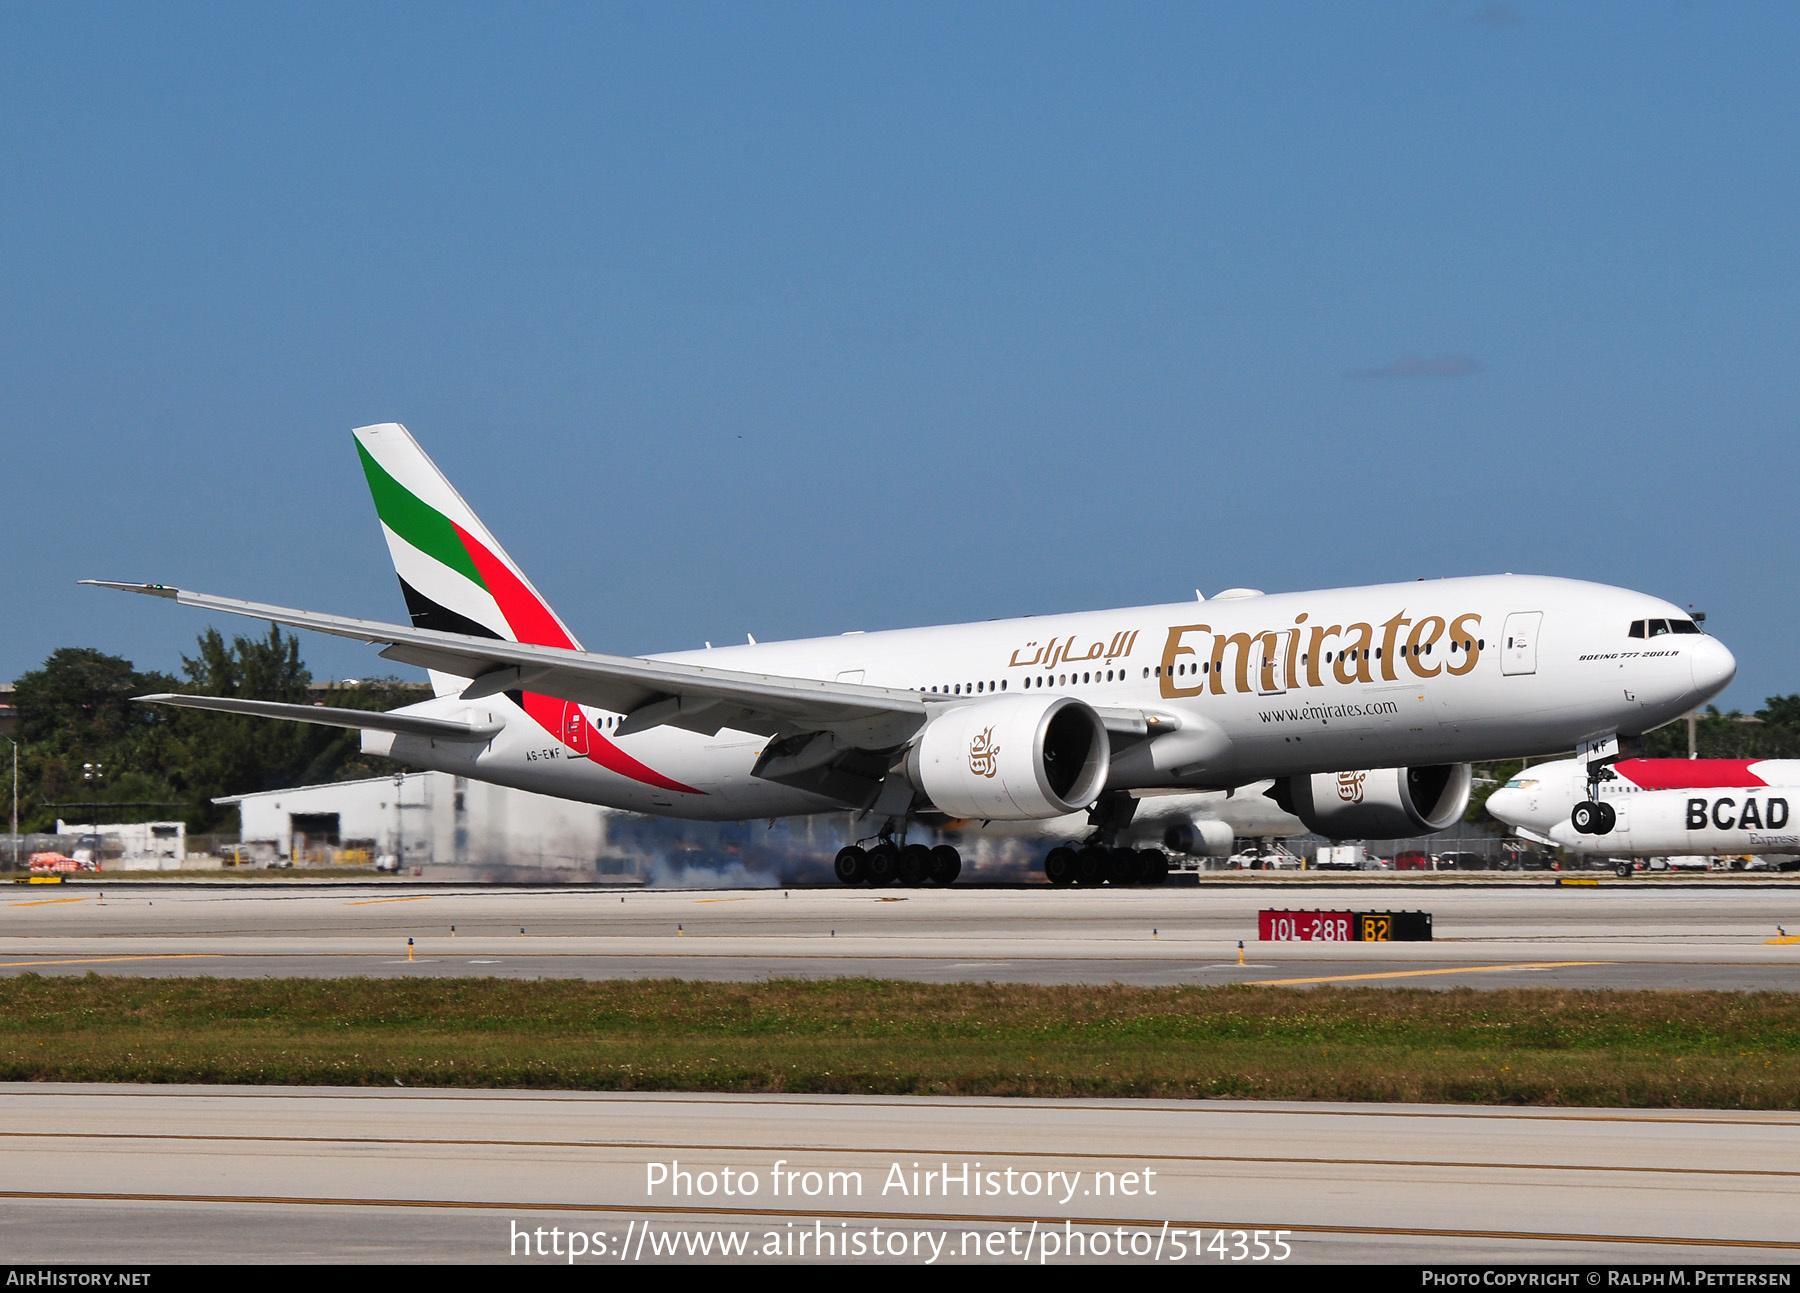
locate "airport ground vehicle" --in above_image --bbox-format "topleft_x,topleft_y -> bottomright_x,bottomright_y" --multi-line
94,423 -> 1736,884
28,852 -> 94,874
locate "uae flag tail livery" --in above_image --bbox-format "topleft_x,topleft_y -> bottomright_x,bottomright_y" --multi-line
355,423 -> 701,796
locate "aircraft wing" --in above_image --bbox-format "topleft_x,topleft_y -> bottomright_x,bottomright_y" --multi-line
86,581 -> 933,749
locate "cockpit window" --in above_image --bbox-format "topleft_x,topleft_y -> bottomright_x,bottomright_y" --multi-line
1628,620 -> 1645,638
1647,619 -> 1670,636
1503,778 -> 1539,789
1670,619 -> 1702,634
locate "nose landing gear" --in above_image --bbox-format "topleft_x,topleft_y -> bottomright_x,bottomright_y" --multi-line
1571,800 -> 1617,834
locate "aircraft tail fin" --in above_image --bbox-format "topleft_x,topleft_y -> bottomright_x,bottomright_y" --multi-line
353,422 -> 583,696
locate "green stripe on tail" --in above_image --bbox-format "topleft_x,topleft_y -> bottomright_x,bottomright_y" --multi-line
355,438 -> 486,587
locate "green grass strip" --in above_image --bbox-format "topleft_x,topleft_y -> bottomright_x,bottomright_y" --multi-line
6,976 -> 1800,1107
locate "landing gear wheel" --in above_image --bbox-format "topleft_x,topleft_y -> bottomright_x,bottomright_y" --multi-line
1593,802 -> 1617,834
833,845 -> 867,885
1106,848 -> 1138,886
865,842 -> 899,886
898,843 -> 932,886
1571,801 -> 1600,834
1616,862 -> 1633,878
1044,847 -> 1076,886
1074,846 -> 1108,887
1137,849 -> 1170,886
929,845 -> 962,885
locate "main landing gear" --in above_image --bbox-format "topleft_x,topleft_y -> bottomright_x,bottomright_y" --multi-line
1043,845 -> 1170,887
834,841 -> 961,887
1041,792 -> 1168,887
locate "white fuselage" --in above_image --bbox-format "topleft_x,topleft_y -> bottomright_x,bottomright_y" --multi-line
1487,757 -> 1800,856
365,574 -> 1736,822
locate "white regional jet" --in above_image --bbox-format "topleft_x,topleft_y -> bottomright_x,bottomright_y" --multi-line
1486,757 -> 1800,869
88,424 -> 1737,887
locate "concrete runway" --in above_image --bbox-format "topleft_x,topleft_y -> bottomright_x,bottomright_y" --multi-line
4,880 -> 1800,988
1,1083 -> 1796,1264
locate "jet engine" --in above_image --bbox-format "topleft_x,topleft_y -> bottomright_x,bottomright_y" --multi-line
908,693 -> 1110,820
1271,764 -> 1472,840
1160,818 -> 1235,857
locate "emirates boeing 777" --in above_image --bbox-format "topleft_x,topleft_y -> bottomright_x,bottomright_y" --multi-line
89,423 -> 1736,886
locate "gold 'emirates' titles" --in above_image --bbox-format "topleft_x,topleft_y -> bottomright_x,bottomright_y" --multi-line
1006,610 -> 1486,700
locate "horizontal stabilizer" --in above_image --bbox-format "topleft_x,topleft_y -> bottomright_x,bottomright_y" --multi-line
134,693 -> 503,742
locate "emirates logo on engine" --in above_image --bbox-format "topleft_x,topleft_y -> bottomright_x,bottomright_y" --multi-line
969,727 -> 1001,778
1336,770 -> 1367,804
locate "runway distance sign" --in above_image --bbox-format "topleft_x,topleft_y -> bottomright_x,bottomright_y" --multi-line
1259,910 -> 1432,942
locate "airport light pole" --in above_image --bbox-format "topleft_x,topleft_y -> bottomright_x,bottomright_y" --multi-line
6,739 -> 16,871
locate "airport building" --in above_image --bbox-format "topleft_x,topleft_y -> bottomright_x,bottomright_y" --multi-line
219,771 -> 884,885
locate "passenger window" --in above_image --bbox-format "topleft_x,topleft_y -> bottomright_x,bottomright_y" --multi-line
1648,619 -> 1669,637
1629,620 -> 1645,639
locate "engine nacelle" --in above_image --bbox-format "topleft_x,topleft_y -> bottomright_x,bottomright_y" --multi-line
1276,764 -> 1472,840
1160,818 -> 1235,857
909,694 -> 1110,820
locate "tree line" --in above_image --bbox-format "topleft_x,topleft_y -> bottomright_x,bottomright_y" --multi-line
8,628 -> 421,834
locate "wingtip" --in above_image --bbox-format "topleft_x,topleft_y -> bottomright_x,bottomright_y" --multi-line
81,580 -> 179,598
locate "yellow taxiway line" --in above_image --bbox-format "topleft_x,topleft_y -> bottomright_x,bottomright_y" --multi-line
0,954 -> 218,969
1249,961 -> 1606,986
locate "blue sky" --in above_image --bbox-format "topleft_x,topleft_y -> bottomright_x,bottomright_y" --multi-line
4,4 -> 1796,712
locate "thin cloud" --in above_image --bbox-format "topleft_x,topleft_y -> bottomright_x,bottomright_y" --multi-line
1348,354 -> 1483,379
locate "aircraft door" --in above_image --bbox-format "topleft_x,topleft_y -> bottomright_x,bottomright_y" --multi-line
1258,631 -> 1291,695
559,701 -> 590,756
1501,612 -> 1542,676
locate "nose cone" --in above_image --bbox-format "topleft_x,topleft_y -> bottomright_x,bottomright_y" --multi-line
1485,787 -> 1523,827
1689,635 -> 1737,704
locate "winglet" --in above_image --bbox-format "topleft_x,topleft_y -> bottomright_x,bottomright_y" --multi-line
81,580 -> 180,598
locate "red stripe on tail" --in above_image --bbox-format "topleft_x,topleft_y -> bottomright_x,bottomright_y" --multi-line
453,523 -> 704,797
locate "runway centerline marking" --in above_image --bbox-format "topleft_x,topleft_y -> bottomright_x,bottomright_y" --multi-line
9,897 -> 92,908
347,896 -> 434,906
0,954 -> 219,969
1249,961 -> 1606,986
